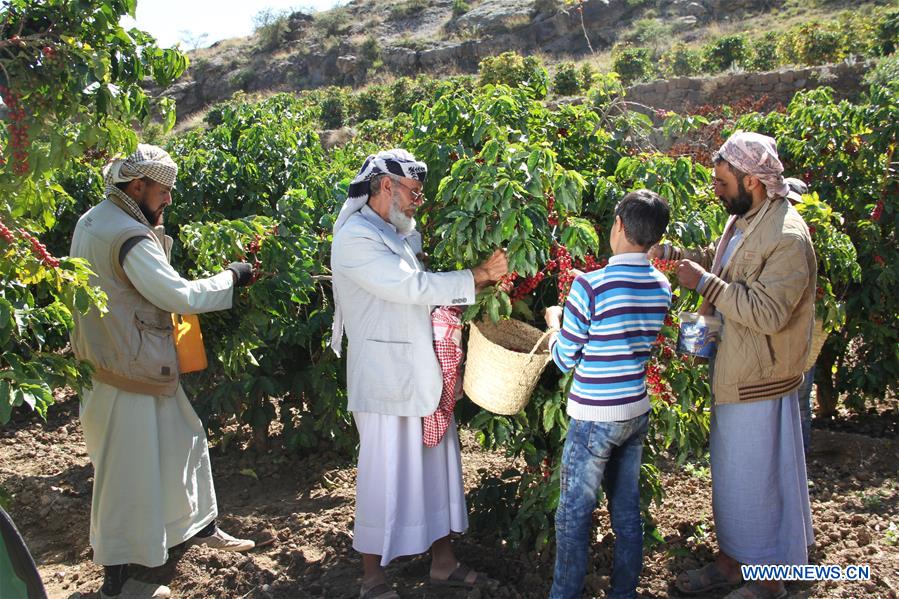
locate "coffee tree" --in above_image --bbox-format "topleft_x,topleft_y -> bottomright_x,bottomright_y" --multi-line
0,0 -> 187,422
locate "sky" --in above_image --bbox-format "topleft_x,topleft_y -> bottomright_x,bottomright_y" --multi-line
120,0 -> 347,50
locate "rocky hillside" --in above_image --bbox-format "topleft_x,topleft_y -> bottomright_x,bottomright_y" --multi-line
162,0 -> 871,118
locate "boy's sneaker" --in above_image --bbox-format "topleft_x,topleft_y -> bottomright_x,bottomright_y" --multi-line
188,527 -> 255,552
100,578 -> 171,598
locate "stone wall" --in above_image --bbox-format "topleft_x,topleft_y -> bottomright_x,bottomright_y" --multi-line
626,61 -> 873,113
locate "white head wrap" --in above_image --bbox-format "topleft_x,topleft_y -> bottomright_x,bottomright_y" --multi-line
714,131 -> 789,200
332,148 -> 427,237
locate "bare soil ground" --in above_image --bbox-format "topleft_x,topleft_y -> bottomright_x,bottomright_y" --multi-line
1,393 -> 896,599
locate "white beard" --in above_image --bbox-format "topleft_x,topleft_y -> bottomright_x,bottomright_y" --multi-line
388,195 -> 416,235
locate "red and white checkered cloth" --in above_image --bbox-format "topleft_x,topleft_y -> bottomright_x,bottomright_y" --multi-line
423,306 -> 464,447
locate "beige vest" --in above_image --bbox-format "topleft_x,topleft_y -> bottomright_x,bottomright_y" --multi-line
70,199 -> 180,396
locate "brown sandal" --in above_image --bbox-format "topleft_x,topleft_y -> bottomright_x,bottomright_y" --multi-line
430,563 -> 498,589
360,582 -> 400,599
675,562 -> 741,594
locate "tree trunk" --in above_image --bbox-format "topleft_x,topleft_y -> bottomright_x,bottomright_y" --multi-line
815,341 -> 838,417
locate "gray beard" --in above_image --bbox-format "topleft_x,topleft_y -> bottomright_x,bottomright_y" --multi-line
388,196 -> 416,234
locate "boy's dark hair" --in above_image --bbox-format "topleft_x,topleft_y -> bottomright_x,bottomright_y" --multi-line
614,189 -> 670,249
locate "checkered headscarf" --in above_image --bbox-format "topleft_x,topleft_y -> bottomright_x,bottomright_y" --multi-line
103,144 -> 178,226
714,131 -> 789,200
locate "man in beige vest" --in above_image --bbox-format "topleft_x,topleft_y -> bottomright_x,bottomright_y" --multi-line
70,145 -> 255,599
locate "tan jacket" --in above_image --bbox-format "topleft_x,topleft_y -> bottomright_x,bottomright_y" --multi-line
667,198 -> 816,404
70,199 -> 234,397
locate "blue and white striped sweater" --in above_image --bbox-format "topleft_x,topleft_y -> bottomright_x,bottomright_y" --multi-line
550,253 -> 672,422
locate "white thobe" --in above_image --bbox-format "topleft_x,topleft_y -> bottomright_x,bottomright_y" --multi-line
80,238 -> 234,567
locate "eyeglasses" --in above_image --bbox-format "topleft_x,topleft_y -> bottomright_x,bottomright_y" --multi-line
394,180 -> 426,204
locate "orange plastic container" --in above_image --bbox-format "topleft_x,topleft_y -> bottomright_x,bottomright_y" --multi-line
171,313 -> 208,373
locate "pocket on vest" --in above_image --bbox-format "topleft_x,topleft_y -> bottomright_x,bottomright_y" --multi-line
131,311 -> 178,383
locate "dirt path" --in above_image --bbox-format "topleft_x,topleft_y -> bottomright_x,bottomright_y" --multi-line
1,394 -> 896,598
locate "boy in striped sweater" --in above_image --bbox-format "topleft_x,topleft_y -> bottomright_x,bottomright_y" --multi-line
544,190 -> 672,599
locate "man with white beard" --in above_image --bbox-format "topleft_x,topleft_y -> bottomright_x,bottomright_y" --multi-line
330,149 -> 508,598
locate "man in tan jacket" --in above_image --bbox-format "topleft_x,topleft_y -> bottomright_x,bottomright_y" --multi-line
71,145 -> 255,599
653,132 -> 815,599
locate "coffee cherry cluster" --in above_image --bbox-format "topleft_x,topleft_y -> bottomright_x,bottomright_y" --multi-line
497,271 -> 518,294
645,360 -> 674,405
546,193 -> 558,227
651,258 -> 678,274
580,254 -> 607,273
871,200 -> 884,222
552,244 -> 576,303
0,86 -> 30,176
247,233 -> 263,283
18,227 -> 60,268
510,271 -> 545,302
0,220 -> 15,244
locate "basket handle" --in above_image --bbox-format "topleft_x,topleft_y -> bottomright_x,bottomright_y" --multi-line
527,328 -> 556,357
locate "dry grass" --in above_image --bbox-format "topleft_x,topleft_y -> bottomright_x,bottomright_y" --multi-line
701,0 -> 892,41
172,108 -> 211,135
188,37 -> 249,60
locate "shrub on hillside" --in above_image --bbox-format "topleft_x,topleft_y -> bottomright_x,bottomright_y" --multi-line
391,0 -> 430,20
834,12 -> 880,58
790,22 -> 843,65
623,18 -> 674,51
702,34 -> 750,73
320,86 -> 348,128
478,51 -> 549,98
253,8 -> 290,51
611,45 -> 655,84
587,71 -> 625,108
579,63 -> 596,88
876,9 -> 899,55
864,53 -> 899,90
532,0 -> 562,16
389,74 -> 441,115
748,31 -> 780,71
360,36 -> 381,70
354,87 -> 387,122
552,62 -> 584,96
452,0 -> 470,17
660,43 -> 703,77
313,6 -> 351,37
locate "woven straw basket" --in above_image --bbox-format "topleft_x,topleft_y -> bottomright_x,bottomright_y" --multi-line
463,319 -> 553,415
806,318 -> 828,371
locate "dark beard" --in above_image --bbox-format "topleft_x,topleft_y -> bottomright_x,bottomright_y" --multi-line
137,197 -> 163,226
721,179 -> 754,215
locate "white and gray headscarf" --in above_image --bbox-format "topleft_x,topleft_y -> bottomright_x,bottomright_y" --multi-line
330,148 -> 428,356
714,131 -> 789,200
102,144 -> 178,226
332,149 -> 427,236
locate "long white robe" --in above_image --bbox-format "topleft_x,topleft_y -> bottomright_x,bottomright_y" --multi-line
80,238 -> 234,567
352,412 -> 468,566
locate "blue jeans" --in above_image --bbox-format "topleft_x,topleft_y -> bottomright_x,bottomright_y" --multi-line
550,413 -> 649,599
797,366 -> 815,454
